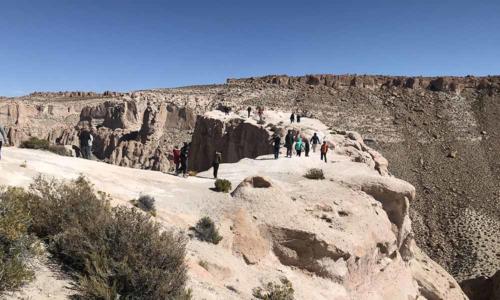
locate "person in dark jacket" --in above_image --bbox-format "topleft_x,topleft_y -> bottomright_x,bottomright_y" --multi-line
0,124 -> 8,160
284,130 -> 294,158
290,113 -> 295,123
213,151 -> 222,178
173,146 -> 181,175
180,142 -> 190,177
247,106 -> 252,118
78,127 -> 93,159
296,114 -> 301,123
304,138 -> 310,157
311,133 -> 320,153
273,135 -> 281,159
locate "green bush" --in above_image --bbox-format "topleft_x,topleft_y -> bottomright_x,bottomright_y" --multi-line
20,137 -> 50,150
304,168 -> 325,180
253,278 -> 295,300
194,217 -> 223,244
214,179 -> 232,193
0,187 -> 39,292
24,176 -> 190,299
131,194 -> 157,216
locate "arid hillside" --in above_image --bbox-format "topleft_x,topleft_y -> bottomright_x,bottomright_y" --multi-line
0,74 -> 498,284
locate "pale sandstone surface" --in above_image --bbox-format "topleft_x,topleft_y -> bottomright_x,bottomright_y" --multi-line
0,112 -> 466,299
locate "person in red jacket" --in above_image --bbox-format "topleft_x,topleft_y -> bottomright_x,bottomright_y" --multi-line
173,145 -> 181,175
320,141 -> 328,163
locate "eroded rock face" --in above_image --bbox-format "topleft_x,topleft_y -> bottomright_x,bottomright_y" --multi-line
460,271 -> 500,300
227,172 -> 467,300
189,115 -> 274,171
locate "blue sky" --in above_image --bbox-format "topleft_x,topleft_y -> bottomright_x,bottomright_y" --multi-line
0,0 -> 499,96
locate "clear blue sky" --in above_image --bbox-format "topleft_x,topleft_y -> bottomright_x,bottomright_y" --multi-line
1,0 -> 499,96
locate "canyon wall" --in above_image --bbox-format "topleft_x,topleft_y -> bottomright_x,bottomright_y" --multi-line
0,74 -> 498,283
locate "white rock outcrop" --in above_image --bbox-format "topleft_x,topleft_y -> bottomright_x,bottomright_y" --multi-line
0,111 -> 467,300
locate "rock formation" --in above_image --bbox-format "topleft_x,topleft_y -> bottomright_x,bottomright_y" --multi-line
1,111 -> 468,298
1,74 -> 499,284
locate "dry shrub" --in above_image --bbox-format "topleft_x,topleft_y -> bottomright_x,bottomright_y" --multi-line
131,194 -> 156,216
20,137 -> 49,150
194,217 -> 223,244
20,137 -> 71,156
304,168 -> 325,180
48,145 -> 72,156
214,179 -> 232,193
253,277 -> 295,300
25,176 -> 190,299
0,187 -> 39,292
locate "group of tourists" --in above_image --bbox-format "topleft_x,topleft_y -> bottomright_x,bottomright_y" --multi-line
172,142 -> 191,177
278,131 -> 329,162
290,112 -> 301,123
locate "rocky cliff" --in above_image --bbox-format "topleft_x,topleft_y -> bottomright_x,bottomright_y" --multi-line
0,74 -> 498,284
1,112 -> 467,299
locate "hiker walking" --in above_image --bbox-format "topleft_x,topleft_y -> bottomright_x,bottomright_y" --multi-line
173,145 -> 181,174
284,130 -> 294,158
273,135 -> 281,159
311,133 -> 320,153
247,106 -> 252,118
0,123 -> 8,160
78,127 -> 93,159
304,138 -> 310,157
295,137 -> 304,157
296,114 -> 301,123
213,151 -> 222,178
180,142 -> 190,177
320,141 -> 328,163
290,113 -> 295,123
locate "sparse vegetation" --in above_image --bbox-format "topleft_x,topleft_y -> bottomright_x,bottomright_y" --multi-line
194,217 -> 223,244
47,145 -> 72,156
20,137 -> 72,156
304,168 -> 325,180
252,277 -> 295,300
198,260 -> 209,270
0,187 -> 40,292
131,194 -> 157,216
214,179 -> 232,193
6,176 -> 190,299
20,137 -> 50,150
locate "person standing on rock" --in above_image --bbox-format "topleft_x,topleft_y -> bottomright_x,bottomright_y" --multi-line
296,114 -> 301,123
0,123 -> 8,160
212,151 -> 222,178
173,145 -> 181,175
320,141 -> 328,162
273,134 -> 281,159
295,137 -> 304,157
304,138 -> 310,157
247,106 -> 252,118
257,106 -> 264,123
285,130 -> 294,158
180,142 -> 190,177
78,127 -> 93,159
290,113 -> 295,123
311,133 -> 320,153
